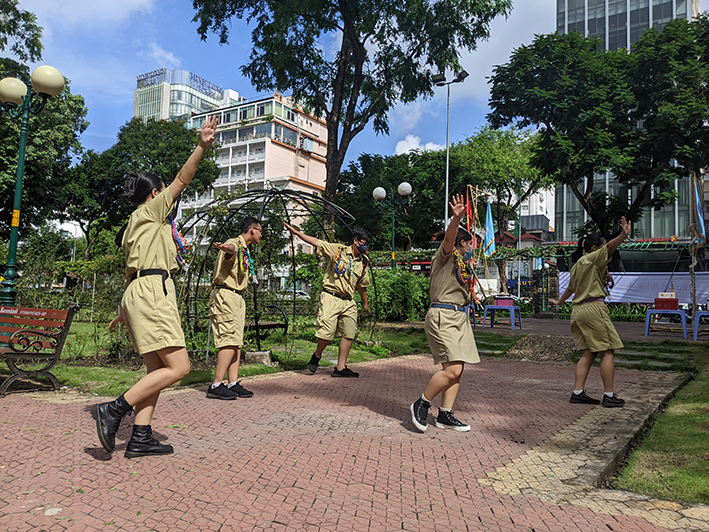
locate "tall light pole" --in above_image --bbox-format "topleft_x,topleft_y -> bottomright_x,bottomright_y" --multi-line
0,66 -> 65,305
432,70 -> 468,228
373,182 -> 413,269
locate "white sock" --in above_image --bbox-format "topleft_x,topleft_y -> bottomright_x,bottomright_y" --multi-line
227,381 -> 238,388
210,383 -> 221,389
605,392 -> 614,398
421,394 -> 431,404
573,390 -> 584,395
439,407 -> 451,413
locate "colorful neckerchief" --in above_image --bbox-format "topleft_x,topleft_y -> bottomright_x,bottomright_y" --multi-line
168,215 -> 190,271
238,240 -> 258,284
453,249 -> 471,285
334,246 -> 356,285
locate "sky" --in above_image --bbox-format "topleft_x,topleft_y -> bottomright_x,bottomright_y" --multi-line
13,0 -> 702,167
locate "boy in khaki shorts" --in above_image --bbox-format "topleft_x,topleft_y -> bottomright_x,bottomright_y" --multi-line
206,217 -> 262,400
283,223 -> 370,377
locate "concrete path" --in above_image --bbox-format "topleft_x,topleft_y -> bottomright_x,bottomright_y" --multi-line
1,353 -> 708,531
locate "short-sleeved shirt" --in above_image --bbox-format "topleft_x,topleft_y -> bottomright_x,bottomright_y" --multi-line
569,246 -> 610,303
122,188 -> 178,279
316,240 -> 370,298
428,246 -> 472,307
212,235 -> 250,291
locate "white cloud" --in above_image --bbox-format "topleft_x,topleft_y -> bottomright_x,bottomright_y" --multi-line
144,42 -> 182,68
18,0 -> 157,28
394,135 -> 444,155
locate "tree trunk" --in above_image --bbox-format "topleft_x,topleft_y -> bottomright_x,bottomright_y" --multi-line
496,259 -> 508,294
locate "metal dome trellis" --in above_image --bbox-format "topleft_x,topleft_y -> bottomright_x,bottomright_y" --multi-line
175,187 -> 359,352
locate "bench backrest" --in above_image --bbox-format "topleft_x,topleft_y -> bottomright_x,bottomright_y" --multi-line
0,305 -> 78,354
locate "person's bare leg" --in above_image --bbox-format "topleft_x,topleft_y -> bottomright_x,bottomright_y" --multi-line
214,347 -> 238,384
314,338 -> 329,357
574,349 -> 597,390
337,338 -> 353,370
599,351 -> 615,393
424,362 -> 464,405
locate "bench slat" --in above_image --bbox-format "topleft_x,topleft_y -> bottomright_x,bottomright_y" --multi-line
0,318 -> 66,329
0,307 -> 69,320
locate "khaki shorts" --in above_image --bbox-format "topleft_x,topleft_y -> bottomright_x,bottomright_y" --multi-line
121,275 -> 185,355
209,289 -> 246,349
570,301 -> 623,353
316,291 -> 358,340
424,307 -> 480,365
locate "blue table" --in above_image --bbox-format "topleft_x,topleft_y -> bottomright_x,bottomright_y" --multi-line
464,305 -> 477,329
483,305 -> 523,330
694,311 -> 709,342
645,309 -> 687,339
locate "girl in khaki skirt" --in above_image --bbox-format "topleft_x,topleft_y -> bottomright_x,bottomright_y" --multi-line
90,115 -> 218,457
410,194 -> 479,432
550,216 -> 631,408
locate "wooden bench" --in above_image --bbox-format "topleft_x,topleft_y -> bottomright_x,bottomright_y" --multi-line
245,304 -> 288,351
0,304 -> 79,396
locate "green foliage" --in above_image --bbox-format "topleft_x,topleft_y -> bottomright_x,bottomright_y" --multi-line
371,269 -> 430,322
0,0 -> 43,63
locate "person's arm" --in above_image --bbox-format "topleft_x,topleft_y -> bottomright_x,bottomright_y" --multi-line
358,286 -> 369,314
169,115 -> 219,201
549,286 -> 574,306
605,216 -> 631,258
108,307 -> 124,332
441,194 -> 466,255
283,222 -> 319,248
213,241 -> 236,260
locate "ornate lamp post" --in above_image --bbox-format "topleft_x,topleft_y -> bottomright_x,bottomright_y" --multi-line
432,69 -> 468,228
373,182 -> 413,269
0,66 -> 65,305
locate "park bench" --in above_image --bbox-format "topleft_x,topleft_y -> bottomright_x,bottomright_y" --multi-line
0,304 -> 80,396
245,304 -> 288,351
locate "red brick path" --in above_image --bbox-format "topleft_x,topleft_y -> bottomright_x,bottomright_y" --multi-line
0,357 -> 671,531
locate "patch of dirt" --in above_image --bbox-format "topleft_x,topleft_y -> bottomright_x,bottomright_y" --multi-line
63,354 -> 216,372
505,334 -> 575,363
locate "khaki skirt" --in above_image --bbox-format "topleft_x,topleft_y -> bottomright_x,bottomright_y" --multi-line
570,300 -> 623,353
424,307 -> 480,365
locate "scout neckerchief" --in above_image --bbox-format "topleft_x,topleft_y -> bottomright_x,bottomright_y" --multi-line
334,246 -> 357,286
168,215 -> 190,271
453,249 -> 471,285
238,239 -> 258,284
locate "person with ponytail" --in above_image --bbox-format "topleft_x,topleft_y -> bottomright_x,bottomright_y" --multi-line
410,194 -> 479,433
549,216 -> 631,408
90,115 -> 218,458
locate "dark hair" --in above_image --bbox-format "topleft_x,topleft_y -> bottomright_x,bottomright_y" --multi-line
123,172 -> 164,205
353,228 -> 371,243
434,227 -> 473,247
240,216 -> 260,234
571,233 -> 605,262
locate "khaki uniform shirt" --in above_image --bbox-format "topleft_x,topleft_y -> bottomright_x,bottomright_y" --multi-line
316,240 -> 370,298
429,246 -> 472,307
569,246 -> 609,303
212,235 -> 250,291
122,188 -> 177,278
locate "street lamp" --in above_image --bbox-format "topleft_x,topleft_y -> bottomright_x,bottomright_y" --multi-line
373,182 -> 413,269
432,69 -> 468,228
0,66 -> 65,305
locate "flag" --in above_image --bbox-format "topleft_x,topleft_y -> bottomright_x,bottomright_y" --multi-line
465,188 -> 472,233
483,203 -> 496,258
694,174 -> 706,248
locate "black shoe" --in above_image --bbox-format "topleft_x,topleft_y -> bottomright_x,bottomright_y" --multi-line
435,409 -> 471,432
410,397 -> 430,432
124,425 -> 174,459
206,383 -> 237,400
332,366 -> 359,378
90,394 -> 132,452
307,354 -> 320,374
228,381 -> 254,398
601,394 -> 625,408
569,391 -> 601,405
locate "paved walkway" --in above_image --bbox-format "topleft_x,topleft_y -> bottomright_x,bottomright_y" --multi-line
2,336 -> 708,531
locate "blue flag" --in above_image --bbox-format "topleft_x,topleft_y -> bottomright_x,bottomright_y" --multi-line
484,203 -> 496,258
695,175 -> 706,248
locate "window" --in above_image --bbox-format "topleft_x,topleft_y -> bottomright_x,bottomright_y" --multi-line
286,108 -> 297,122
256,102 -> 272,117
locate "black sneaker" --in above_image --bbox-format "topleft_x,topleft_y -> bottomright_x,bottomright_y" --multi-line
332,366 -> 359,378
410,397 -> 430,432
435,410 -> 471,432
206,383 -> 237,400
569,391 -> 601,405
601,394 -> 625,408
307,354 -> 320,374
228,381 -> 254,398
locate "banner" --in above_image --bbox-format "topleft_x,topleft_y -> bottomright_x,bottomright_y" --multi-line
483,203 -> 496,258
694,174 -> 706,248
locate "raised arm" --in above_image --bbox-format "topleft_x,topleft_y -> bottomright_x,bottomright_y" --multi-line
169,115 -> 219,201
283,222 -> 319,248
441,194 -> 466,255
605,216 -> 631,258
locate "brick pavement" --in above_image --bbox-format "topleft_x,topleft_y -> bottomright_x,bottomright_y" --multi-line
1,352 -> 705,532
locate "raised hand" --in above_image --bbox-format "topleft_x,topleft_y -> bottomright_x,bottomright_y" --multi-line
200,115 -> 219,148
213,241 -> 236,254
620,216 -> 631,237
449,194 -> 466,219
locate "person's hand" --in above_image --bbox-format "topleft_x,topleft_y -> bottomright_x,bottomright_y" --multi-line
283,222 -> 296,234
548,298 -> 560,306
363,303 -> 370,315
620,216 -> 631,237
109,313 -> 124,332
213,241 -> 236,254
200,115 -> 219,148
449,194 -> 465,218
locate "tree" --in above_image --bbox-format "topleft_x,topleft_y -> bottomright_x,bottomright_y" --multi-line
0,0 -> 42,64
192,0 -> 512,201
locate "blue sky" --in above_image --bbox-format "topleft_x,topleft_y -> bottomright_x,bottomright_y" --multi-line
16,1 -> 693,167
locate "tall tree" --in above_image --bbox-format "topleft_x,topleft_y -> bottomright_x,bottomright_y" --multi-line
0,0 -> 43,64
192,0 -> 512,201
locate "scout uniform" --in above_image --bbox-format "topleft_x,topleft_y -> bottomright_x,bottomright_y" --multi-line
569,245 -> 623,353
209,235 -> 251,349
424,246 -> 480,365
121,188 -> 184,355
315,240 -> 370,341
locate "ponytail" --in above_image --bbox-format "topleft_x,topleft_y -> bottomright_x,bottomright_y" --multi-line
571,233 -> 605,263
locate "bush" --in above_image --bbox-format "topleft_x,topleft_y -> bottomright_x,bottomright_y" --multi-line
370,269 -> 430,321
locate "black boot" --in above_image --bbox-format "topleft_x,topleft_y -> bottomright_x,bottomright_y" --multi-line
124,425 -> 174,459
90,394 -> 132,452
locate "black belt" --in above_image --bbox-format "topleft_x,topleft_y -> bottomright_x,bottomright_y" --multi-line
430,302 -> 467,313
323,289 -> 352,301
213,285 -> 246,295
129,269 -> 172,295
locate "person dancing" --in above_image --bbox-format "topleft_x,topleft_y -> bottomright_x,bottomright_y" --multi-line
410,194 -> 479,432
90,115 -> 218,458
550,216 -> 631,408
